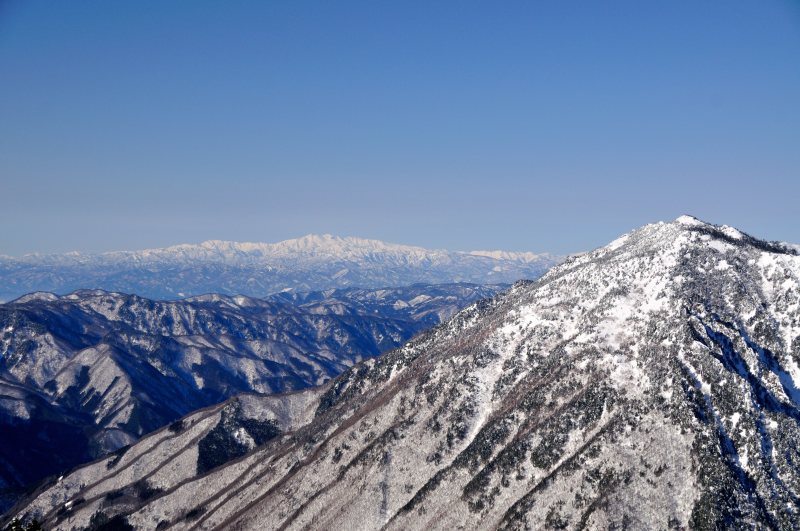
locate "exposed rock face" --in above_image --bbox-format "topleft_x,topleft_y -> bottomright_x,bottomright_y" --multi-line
0,283 -> 500,512
0,234 -> 560,301
10,217 -> 800,529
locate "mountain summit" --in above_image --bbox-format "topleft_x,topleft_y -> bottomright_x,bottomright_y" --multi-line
0,235 -> 560,301
11,217 -> 800,529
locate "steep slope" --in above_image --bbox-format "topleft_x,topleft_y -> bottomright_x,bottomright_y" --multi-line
0,283 -> 501,512
10,216 -> 800,529
0,235 -> 559,301
6,391 -> 323,529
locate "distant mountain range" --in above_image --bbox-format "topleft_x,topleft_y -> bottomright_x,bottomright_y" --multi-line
0,283 -> 503,512
0,235 -> 560,301
10,217 -> 800,529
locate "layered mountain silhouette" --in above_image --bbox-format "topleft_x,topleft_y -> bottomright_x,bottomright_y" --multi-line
6,216 -> 800,529
9,216 -> 799,529
0,235 -> 559,301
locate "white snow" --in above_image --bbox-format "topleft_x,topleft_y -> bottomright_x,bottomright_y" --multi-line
705,239 -> 731,253
469,250 -> 554,263
783,355 -> 800,391
233,427 -> 255,448
676,215 -> 704,226
720,225 -> 744,240
605,234 -> 630,251
409,295 -> 431,306
739,445 -> 749,470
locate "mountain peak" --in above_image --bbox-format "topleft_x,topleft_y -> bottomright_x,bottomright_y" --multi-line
593,216 -> 790,263
672,214 -> 746,240
674,214 -> 706,226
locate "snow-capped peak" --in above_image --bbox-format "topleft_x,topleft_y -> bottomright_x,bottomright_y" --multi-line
675,214 -> 705,226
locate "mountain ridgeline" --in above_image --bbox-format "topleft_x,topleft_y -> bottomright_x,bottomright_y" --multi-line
0,234 -> 560,302
8,217 -> 800,529
0,283 -> 503,513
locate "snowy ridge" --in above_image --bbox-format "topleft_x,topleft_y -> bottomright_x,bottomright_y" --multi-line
7,234 -> 546,265
0,235 -> 560,301
468,250 -> 556,263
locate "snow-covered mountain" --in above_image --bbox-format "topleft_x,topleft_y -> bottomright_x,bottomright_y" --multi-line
0,235 -> 560,302
0,283 -> 502,513
10,216 -> 799,529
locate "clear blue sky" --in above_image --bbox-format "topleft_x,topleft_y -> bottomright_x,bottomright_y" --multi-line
1,1 -> 798,255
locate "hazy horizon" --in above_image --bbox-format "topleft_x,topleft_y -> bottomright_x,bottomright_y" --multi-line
2,214 -> 798,260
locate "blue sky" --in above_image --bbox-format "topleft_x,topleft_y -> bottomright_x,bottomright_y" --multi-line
1,1 -> 798,255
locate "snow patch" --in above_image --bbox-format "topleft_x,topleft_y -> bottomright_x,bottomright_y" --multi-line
408,295 -> 431,306
739,445 -> 749,470
233,427 -> 255,449
706,239 -> 731,253
605,233 -> 630,251
783,355 -> 800,392
720,225 -> 743,240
